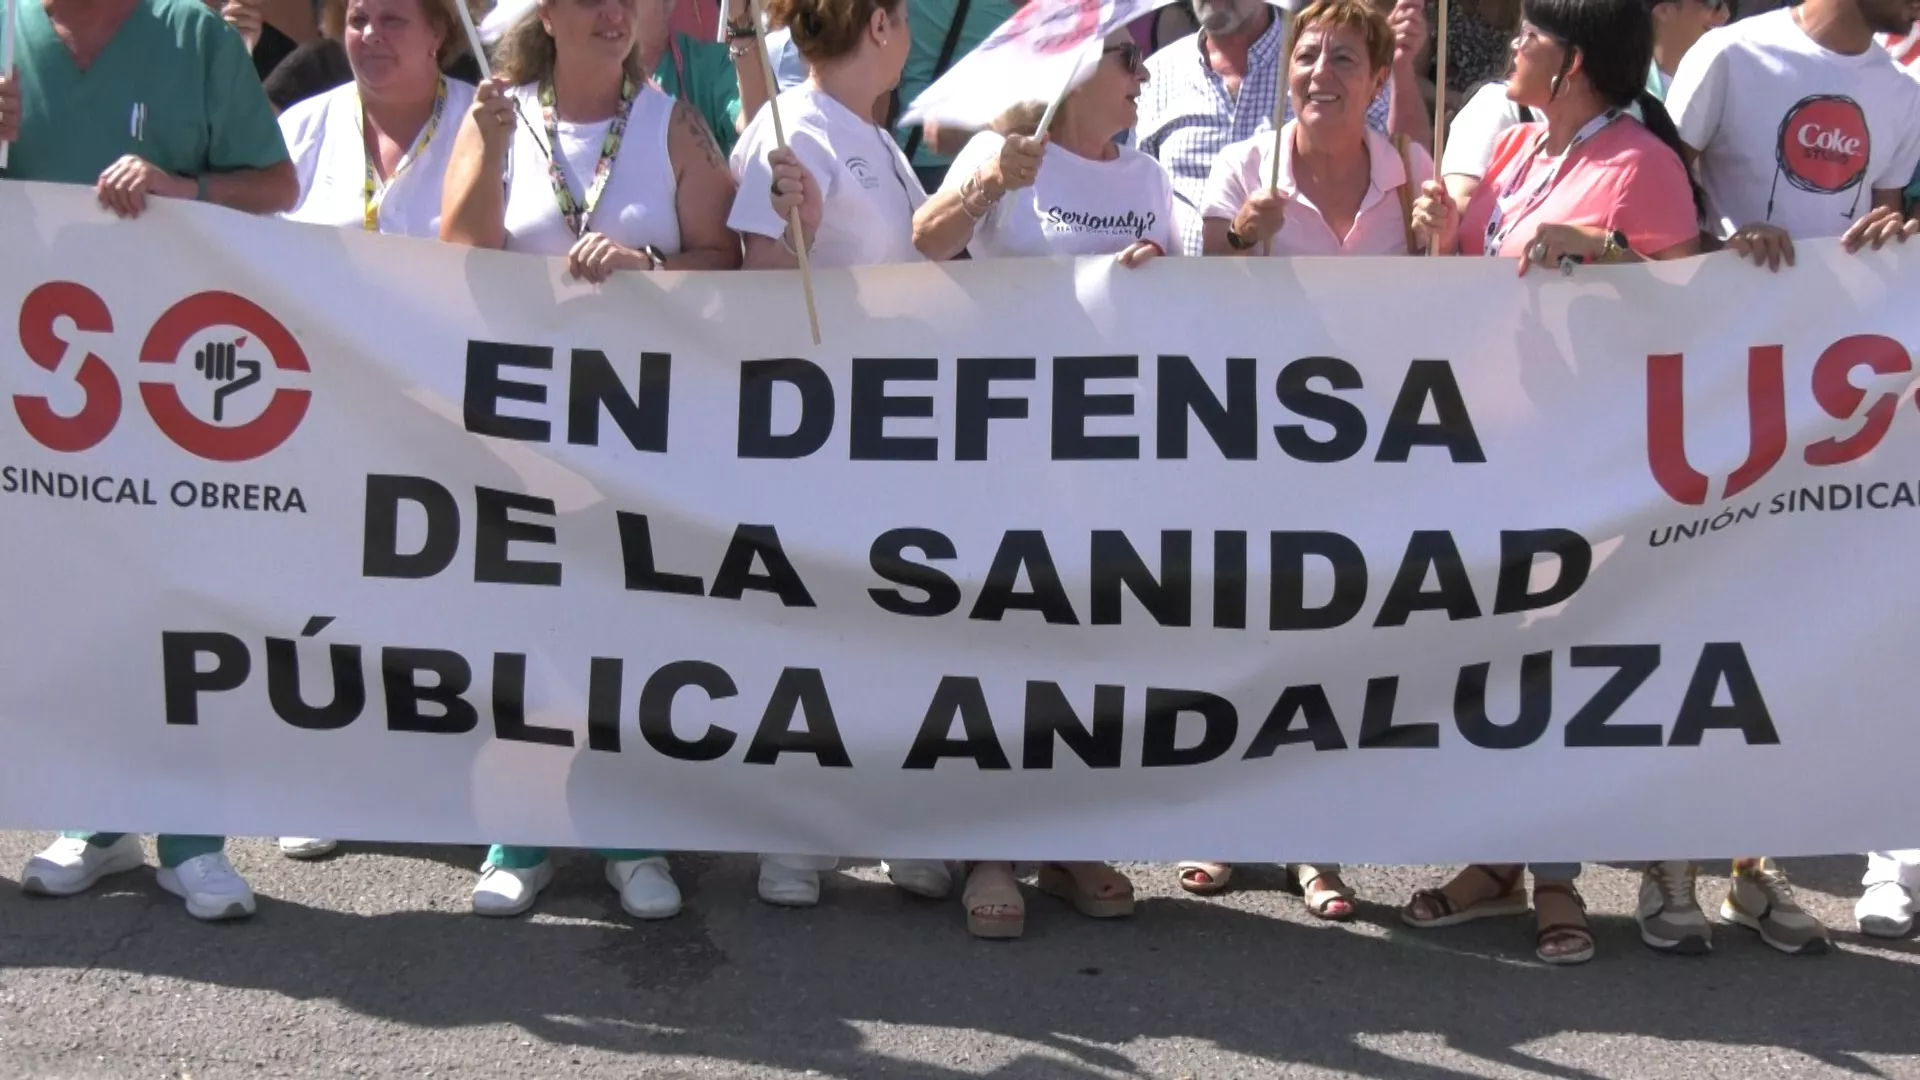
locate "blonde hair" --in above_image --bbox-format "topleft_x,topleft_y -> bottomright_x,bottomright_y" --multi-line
494,0 -> 646,83
326,0 -> 474,66
768,0 -> 904,62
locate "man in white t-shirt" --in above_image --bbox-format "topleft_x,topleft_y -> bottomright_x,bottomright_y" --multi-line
1666,0 -> 1920,266
1661,0 -> 1920,950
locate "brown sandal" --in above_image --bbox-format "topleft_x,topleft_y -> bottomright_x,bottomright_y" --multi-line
1532,883 -> 1595,965
1176,861 -> 1233,896
1401,864 -> 1530,928
1038,862 -> 1135,919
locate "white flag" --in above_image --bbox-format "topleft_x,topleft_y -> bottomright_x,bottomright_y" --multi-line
901,0 -> 1176,132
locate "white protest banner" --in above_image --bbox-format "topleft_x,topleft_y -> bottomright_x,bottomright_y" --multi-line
900,0 -> 1175,133
1,180 -> 1918,865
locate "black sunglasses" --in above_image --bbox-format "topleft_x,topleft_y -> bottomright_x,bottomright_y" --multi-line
1103,41 -> 1146,75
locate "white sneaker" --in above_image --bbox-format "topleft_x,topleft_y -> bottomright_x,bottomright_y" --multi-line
1637,860 -> 1712,954
156,853 -> 256,921
758,857 -> 821,907
278,838 -> 337,860
21,835 -> 145,896
607,856 -> 681,919
1857,881 -> 1916,938
472,860 -> 554,917
883,859 -> 952,899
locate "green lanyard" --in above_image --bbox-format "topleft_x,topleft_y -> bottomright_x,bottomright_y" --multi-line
359,77 -> 448,234
538,75 -> 639,237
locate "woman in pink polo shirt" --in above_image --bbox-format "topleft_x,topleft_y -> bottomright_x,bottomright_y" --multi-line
1407,0 -> 1701,272
1198,0 -> 1432,259
1178,0 -> 1426,924
1397,0 -> 1702,966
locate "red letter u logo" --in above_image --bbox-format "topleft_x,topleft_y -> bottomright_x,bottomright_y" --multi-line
1646,347 -> 1787,506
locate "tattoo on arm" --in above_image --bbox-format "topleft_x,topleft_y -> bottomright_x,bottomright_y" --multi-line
673,100 -> 729,174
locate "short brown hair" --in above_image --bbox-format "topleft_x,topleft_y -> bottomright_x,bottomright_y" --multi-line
324,0 -> 474,67
769,0 -> 905,63
1291,0 -> 1394,74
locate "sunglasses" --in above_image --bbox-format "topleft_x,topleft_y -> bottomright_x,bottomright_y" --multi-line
1103,41 -> 1146,75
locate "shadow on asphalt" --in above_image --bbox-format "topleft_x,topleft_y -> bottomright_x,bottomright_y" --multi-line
0,850 -> 1913,1079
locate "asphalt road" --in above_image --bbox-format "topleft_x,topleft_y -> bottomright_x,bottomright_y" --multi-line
0,836 -> 1916,1079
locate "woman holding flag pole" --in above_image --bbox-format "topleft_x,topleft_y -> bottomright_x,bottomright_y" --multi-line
907,21 -> 1171,939
727,0 -> 958,906
434,0 -> 740,920
1175,0 -> 1428,920
911,29 -> 1174,264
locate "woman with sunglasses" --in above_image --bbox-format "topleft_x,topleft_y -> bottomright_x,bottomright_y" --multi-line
906,31 -> 1165,939
1399,0 -> 1704,965
435,0 -> 739,921
729,0 -> 960,910
912,33 -> 1172,267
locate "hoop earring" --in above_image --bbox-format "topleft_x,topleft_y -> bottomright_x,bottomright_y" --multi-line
1549,73 -> 1563,98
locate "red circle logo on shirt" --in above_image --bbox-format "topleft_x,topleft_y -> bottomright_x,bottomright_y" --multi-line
1776,95 -> 1871,195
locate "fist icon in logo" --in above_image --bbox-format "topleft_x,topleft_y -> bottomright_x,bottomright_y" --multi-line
191,335 -> 262,422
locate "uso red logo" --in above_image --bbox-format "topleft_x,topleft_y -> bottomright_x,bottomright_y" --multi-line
1776,95 -> 1871,195
14,283 -> 311,463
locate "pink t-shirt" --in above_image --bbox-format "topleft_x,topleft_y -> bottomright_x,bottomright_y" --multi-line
1459,117 -> 1700,258
1201,122 -> 1435,256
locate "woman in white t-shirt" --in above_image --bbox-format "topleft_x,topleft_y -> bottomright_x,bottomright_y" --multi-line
911,32 -> 1174,267
726,0 -> 956,913
906,36 -> 1160,942
728,0 -> 923,270
434,0 -> 740,925
440,0 -> 741,281
278,0 -> 476,239
1198,0 -> 1434,259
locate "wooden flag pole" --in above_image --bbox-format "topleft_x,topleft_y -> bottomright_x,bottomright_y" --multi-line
1427,0 -> 1449,256
749,0 -> 823,345
1259,4 -> 1294,256
0,0 -> 16,170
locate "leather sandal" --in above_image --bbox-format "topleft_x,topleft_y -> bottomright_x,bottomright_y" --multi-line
1038,862 -> 1135,919
1532,882 -> 1595,965
1401,864 -> 1530,928
962,863 -> 1025,940
1288,863 -> 1356,921
1177,861 -> 1233,896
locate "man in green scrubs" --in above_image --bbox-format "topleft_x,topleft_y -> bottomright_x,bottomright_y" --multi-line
2,0 -> 294,923
1,0 -> 294,214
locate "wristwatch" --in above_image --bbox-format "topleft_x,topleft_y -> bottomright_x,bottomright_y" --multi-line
1598,229 -> 1631,262
1225,223 -> 1256,250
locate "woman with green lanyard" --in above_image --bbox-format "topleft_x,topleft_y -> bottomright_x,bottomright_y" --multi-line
278,0 -> 475,239
437,0 -> 741,918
